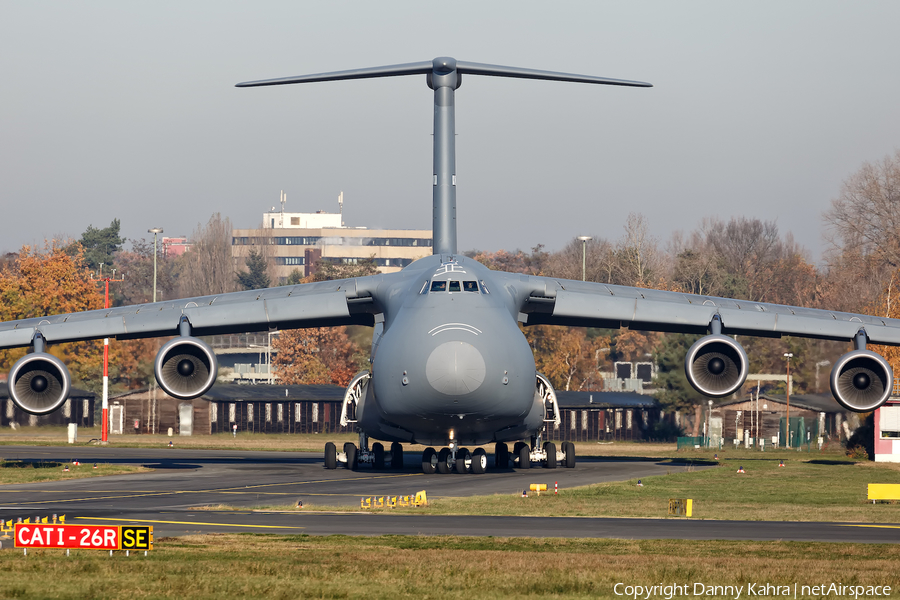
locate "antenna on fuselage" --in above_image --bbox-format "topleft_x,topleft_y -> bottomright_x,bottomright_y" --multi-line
236,58 -> 652,256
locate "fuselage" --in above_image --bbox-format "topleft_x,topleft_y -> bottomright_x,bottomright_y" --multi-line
357,255 -> 543,446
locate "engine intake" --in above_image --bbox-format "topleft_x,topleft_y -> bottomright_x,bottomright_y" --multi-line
9,352 -> 72,415
684,334 -> 749,398
830,350 -> 892,412
154,337 -> 218,400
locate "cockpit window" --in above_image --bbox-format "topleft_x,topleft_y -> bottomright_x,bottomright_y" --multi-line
448,281 -> 461,292
463,281 -> 478,292
479,280 -> 490,294
430,280 -> 447,292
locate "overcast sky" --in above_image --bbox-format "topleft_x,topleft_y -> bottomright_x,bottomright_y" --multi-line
3,2 -> 899,263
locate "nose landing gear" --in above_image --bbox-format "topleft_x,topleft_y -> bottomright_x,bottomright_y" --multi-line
324,431 -> 405,470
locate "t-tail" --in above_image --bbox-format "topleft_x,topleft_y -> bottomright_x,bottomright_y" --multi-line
237,57 -> 652,255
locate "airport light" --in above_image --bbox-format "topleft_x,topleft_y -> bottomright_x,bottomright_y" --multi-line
576,236 -> 592,281
148,228 -> 163,302
784,353 -> 793,447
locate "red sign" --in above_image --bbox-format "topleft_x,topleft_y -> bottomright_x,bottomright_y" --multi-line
14,524 -> 152,550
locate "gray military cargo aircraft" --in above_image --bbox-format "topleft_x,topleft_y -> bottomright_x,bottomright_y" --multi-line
1,58 -> 897,475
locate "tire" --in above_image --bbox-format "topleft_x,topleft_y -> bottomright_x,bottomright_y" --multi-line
494,443 -> 508,469
346,444 -> 358,471
544,442 -> 557,469
517,444 -> 531,469
342,442 -> 355,470
455,448 -> 470,474
437,448 -> 452,474
471,448 -> 487,474
422,447 -> 437,474
564,441 -> 576,468
373,442 -> 385,470
390,442 -> 403,469
324,442 -> 337,470
513,441 -> 526,456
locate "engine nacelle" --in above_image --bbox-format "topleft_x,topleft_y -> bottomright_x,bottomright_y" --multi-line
830,350 -> 893,412
8,352 -> 72,415
154,337 -> 218,400
684,334 -> 749,398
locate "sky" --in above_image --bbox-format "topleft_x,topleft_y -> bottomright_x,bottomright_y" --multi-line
3,1 -> 899,263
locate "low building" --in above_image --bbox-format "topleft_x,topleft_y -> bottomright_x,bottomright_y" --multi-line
232,196 -> 432,282
710,393 -> 857,448
0,385 -> 95,428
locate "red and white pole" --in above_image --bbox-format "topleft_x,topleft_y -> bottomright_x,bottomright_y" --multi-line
101,279 -> 110,443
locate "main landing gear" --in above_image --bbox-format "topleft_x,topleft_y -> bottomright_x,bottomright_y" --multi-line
324,432 -> 404,471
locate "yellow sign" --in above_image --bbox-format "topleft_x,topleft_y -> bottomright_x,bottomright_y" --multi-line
868,484 -> 900,501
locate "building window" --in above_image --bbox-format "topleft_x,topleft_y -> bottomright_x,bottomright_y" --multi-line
274,257 -> 305,266
229,403 -> 236,422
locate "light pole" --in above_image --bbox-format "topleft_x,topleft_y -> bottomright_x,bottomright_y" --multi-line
148,228 -> 163,435
815,360 -> 830,393
148,228 -> 163,302
576,236 -> 592,281
784,352 -> 793,447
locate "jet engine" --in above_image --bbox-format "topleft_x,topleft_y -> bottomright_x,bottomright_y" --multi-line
8,352 -> 72,415
154,336 -> 218,400
684,334 -> 749,398
830,350 -> 893,412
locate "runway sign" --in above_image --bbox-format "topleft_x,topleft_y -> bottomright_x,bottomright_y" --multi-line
14,524 -> 153,551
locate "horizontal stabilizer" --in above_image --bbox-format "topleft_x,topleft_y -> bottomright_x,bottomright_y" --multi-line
236,57 -> 652,88
455,61 -> 652,88
236,61 -> 434,87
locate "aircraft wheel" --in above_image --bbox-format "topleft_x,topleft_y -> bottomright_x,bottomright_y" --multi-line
345,443 -> 358,471
455,447 -> 470,474
564,442 -> 576,468
471,448 -> 487,474
390,442 -> 403,469
544,441 -> 557,469
517,444 -> 531,469
494,443 -> 508,469
437,448 -> 452,474
422,447 -> 437,474
324,442 -> 337,469
373,442 -> 385,469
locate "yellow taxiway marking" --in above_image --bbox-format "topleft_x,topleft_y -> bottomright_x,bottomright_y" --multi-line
74,516 -> 305,530
840,524 -> 900,530
0,472 -> 423,505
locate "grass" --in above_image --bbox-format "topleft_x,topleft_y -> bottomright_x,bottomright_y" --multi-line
0,460 -> 149,485
213,456 -> 900,523
0,534 -> 898,599
0,426 -> 359,452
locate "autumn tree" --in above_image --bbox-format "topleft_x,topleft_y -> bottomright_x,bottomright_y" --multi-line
525,325 -> 608,391
0,243 -> 156,392
272,327 -> 365,387
312,257 -> 379,282
471,246 -> 548,275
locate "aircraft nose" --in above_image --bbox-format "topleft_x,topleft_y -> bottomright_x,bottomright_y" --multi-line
424,341 -> 486,395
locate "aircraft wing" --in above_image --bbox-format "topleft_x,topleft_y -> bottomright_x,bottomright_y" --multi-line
0,275 -> 385,350
507,273 -> 900,345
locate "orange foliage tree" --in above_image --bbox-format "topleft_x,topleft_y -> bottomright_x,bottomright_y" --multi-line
272,328 -> 364,387
0,243 -> 156,392
525,325 -> 609,391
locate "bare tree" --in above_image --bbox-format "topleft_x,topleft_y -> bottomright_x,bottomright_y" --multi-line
614,212 -> 659,287
176,213 -> 238,298
824,149 -> 900,269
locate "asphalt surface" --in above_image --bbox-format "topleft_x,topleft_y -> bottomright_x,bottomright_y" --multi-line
1,445 -> 898,543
